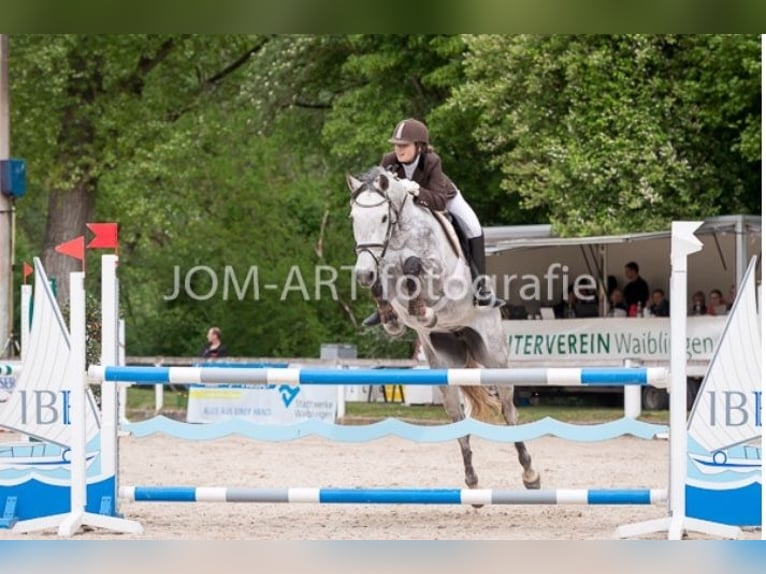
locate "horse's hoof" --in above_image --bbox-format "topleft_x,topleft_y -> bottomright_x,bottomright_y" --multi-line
417,309 -> 437,328
523,472 -> 541,490
465,479 -> 484,509
382,321 -> 406,337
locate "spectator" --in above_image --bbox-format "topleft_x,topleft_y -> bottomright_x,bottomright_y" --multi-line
606,275 -> 619,298
607,287 -> 628,317
554,285 -> 580,318
707,289 -> 727,316
623,261 -> 649,312
690,291 -> 707,316
200,326 -> 228,359
576,286 -> 600,317
648,288 -> 670,317
726,284 -> 737,311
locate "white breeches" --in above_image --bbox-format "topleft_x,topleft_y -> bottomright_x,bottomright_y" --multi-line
446,189 -> 482,239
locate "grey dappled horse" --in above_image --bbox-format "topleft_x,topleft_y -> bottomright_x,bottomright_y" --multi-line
347,166 -> 540,491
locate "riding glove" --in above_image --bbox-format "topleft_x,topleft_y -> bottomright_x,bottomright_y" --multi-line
401,180 -> 420,197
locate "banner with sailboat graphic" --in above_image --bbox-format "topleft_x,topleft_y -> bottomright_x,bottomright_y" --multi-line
686,257 -> 762,526
0,258 -> 101,452
0,259 -> 112,527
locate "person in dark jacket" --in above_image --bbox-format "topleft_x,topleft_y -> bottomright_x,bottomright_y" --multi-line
622,261 -> 649,311
648,288 -> 670,317
199,326 -> 228,359
363,118 -> 503,327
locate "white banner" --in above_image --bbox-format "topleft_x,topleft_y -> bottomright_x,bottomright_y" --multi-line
186,363 -> 337,424
505,316 -> 726,363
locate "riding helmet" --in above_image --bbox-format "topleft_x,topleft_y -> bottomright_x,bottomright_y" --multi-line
389,118 -> 429,145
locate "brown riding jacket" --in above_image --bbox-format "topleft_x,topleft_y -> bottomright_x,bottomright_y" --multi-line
380,151 -> 457,212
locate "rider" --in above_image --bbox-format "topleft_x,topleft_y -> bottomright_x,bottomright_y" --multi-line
363,118 -> 504,327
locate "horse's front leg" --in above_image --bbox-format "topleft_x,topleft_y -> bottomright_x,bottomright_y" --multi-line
372,276 -> 406,337
402,256 -> 436,327
439,386 -> 478,489
497,385 -> 541,489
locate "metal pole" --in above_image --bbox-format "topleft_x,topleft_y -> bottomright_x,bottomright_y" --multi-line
734,215 -> 745,288
0,35 -> 15,359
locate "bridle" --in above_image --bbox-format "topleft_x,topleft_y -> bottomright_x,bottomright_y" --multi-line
350,176 -> 409,268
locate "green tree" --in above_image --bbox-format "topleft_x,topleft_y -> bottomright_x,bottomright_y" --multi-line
11,34 -> 269,302
450,34 -> 761,235
14,35 -> 758,360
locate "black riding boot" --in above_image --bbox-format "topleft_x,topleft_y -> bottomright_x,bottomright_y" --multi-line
467,234 -> 505,307
362,310 -> 381,327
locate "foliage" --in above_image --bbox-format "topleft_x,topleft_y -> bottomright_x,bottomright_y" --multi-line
9,34 -> 761,360
450,34 -> 761,235
316,35 -> 536,225
59,291 -> 102,368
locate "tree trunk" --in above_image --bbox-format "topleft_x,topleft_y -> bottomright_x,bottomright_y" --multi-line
42,182 -> 95,305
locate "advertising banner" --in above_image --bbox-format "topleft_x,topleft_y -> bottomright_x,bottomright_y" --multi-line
185,363 -> 337,424
505,316 -> 726,364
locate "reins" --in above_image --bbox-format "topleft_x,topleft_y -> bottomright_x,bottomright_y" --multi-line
351,180 -> 409,267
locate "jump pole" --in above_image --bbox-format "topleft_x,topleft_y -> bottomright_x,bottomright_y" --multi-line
90,366 -> 668,387
120,486 -> 667,506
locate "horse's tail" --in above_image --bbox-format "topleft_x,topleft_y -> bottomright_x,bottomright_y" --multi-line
460,386 -> 501,421
458,357 -> 501,420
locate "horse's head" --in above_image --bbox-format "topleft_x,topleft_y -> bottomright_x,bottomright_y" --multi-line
346,166 -> 408,288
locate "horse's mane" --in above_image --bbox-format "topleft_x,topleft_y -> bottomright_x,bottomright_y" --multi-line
357,165 -> 387,185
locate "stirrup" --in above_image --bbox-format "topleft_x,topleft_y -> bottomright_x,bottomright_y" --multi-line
475,289 -> 504,308
362,311 -> 382,327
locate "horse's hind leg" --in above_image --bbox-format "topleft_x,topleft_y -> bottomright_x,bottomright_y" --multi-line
439,386 -> 479,489
461,326 -> 541,490
497,385 -> 541,489
422,335 -> 479,489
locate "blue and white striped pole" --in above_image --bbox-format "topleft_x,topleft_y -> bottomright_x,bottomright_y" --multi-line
90,366 -> 668,388
121,486 -> 667,506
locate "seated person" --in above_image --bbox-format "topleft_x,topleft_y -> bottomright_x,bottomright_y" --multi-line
607,287 -> 628,317
707,289 -> 727,315
648,288 -> 670,317
501,303 -> 529,320
606,275 -> 618,299
576,286 -> 600,317
689,291 -> 707,315
553,285 -> 580,318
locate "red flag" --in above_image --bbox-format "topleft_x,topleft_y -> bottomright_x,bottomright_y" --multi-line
22,261 -> 33,284
55,236 -> 85,262
86,222 -> 118,250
